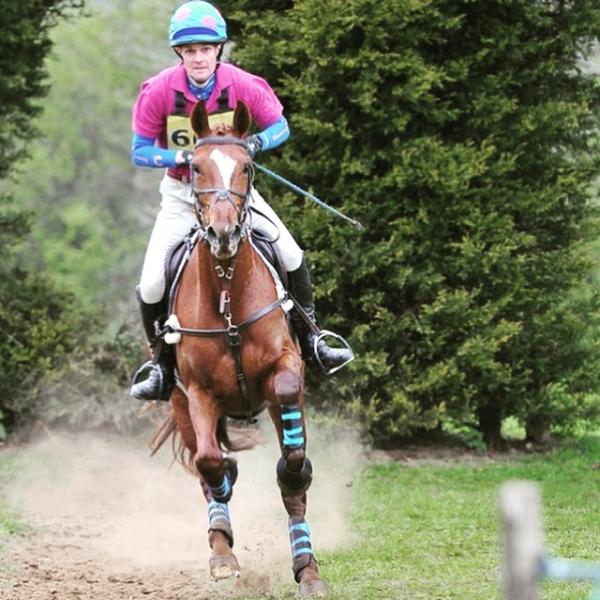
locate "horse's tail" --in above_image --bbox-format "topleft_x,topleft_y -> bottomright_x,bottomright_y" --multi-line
174,430 -> 198,477
217,415 -> 262,453
149,410 -> 178,457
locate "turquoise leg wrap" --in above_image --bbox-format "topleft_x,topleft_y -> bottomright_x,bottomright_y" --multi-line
289,516 -> 315,581
281,404 -> 305,453
208,473 -> 233,503
289,517 -> 312,559
208,499 -> 234,547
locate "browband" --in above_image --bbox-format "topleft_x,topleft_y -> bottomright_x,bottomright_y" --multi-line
194,136 -> 248,149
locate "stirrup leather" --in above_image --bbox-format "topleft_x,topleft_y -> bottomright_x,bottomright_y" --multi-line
313,330 -> 355,376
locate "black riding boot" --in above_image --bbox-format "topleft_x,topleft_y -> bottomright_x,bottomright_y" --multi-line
130,293 -> 175,401
288,258 -> 354,374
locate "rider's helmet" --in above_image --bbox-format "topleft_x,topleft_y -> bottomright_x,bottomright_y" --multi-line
169,1 -> 228,47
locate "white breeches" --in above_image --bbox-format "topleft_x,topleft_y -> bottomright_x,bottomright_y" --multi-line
139,174 -> 303,303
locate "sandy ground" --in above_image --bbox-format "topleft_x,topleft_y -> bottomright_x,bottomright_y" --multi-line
0,415 -> 363,600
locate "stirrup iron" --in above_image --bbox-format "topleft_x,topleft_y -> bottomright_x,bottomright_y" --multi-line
131,360 -> 156,387
313,330 -> 355,376
130,360 -> 170,401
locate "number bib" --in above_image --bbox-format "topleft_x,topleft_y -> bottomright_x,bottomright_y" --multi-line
167,111 -> 236,151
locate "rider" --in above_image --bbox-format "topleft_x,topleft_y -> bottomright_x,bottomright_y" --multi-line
129,0 -> 353,401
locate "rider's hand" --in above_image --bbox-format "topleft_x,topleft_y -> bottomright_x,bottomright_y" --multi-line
246,134 -> 263,158
175,150 -> 193,166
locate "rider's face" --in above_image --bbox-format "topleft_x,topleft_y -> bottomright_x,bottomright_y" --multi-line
177,43 -> 220,83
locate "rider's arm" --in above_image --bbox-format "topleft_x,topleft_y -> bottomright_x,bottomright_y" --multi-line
131,133 -> 189,168
255,115 -> 290,151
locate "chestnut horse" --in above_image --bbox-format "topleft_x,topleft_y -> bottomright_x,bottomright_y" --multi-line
165,100 -> 326,597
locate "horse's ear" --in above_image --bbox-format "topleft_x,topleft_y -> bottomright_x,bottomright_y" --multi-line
232,100 -> 251,137
190,101 -> 211,138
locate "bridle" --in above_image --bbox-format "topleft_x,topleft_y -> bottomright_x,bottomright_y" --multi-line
190,136 -> 254,235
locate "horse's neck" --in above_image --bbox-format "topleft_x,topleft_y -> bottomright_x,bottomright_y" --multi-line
197,240 -> 276,307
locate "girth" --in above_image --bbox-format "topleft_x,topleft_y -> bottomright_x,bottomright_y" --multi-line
166,297 -> 285,338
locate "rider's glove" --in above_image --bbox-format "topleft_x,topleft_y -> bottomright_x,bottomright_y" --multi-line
176,150 -> 193,166
246,134 -> 263,158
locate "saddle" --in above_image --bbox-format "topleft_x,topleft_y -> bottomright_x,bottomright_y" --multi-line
164,227 -> 289,314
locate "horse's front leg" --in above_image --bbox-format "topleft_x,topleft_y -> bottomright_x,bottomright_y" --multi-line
266,354 -> 327,598
172,386 -> 231,552
185,383 -> 240,580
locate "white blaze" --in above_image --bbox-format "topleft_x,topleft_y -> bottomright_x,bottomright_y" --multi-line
209,148 -> 236,189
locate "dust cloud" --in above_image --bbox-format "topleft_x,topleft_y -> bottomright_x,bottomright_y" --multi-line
1,412 -> 365,598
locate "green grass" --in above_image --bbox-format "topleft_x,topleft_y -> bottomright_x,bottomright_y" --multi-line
0,449 -> 31,577
0,451 -> 31,541
314,434 -> 600,600
0,436 -> 598,598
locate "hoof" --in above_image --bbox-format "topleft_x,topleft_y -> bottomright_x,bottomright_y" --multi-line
297,578 -> 327,598
209,553 -> 240,581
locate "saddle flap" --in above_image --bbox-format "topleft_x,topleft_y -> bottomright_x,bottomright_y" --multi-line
250,232 -> 290,307
165,227 -> 201,312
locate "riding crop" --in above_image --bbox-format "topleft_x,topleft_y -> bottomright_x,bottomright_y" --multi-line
253,162 -> 363,230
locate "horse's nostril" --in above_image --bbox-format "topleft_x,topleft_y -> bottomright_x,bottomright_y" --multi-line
206,225 -> 217,241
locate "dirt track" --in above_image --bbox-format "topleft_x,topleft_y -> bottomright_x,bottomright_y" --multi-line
0,421 -> 361,600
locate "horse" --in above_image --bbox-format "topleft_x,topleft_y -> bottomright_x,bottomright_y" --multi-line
163,99 -> 327,597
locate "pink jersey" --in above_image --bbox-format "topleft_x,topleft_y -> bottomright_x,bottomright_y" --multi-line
132,62 -> 284,179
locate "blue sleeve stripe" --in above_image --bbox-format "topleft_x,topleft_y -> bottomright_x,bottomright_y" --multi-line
131,133 -> 155,150
131,133 -> 179,168
258,116 -> 290,151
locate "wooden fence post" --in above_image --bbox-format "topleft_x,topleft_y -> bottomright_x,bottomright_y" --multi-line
499,481 -> 544,600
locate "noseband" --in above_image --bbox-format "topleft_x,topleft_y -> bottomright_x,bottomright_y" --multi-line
191,136 -> 254,234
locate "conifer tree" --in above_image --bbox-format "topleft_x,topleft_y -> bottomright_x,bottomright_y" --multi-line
0,0 -> 88,432
223,0 -> 600,446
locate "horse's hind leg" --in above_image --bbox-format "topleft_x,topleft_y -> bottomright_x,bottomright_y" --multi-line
266,355 -> 327,597
181,384 -> 240,580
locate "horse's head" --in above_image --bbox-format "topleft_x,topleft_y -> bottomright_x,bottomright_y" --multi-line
189,100 -> 253,261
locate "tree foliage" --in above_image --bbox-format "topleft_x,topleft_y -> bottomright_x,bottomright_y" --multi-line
0,0 -> 183,435
0,0 -> 84,178
5,0 -> 600,447
223,0 -> 600,445
4,0 -> 181,312
0,0 -> 190,436
0,0 -> 90,433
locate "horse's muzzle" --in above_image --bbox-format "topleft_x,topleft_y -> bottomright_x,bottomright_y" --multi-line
206,223 -> 242,260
